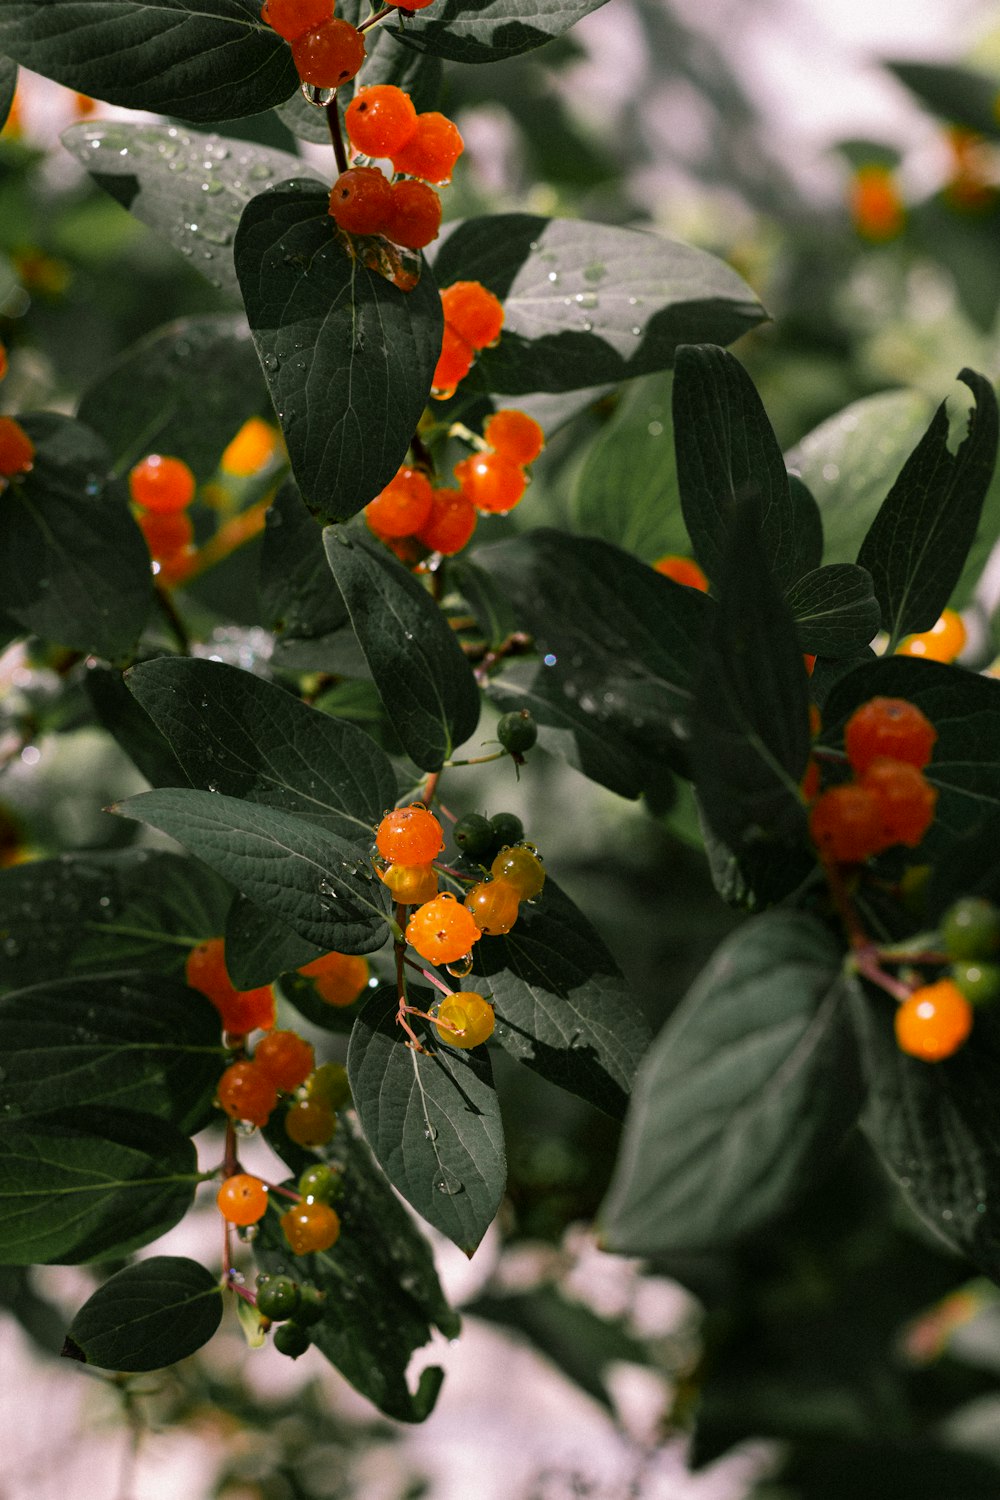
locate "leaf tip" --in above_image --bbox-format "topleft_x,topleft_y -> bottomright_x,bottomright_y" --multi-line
60,1335 -> 86,1364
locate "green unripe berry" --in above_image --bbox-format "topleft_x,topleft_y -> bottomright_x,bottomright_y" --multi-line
273,1321 -> 311,1359
941,896 -> 1000,960
307,1061 -> 351,1112
489,811 -> 524,849
453,813 -> 495,858
256,1274 -> 301,1322
294,1283 -> 328,1327
298,1163 -> 342,1203
497,710 -> 538,755
951,960 -> 1000,1007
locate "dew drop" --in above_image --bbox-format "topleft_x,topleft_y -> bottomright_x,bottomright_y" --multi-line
300,83 -> 337,107
235,1120 -> 257,1138
263,353 -> 280,372
630,325 -> 642,336
424,1126 -> 438,1141
547,271 -> 559,284
446,953 -> 474,978
435,1173 -> 464,1196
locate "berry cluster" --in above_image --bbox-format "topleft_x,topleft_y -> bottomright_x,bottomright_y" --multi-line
0,348 -> 34,484
809,696 -> 938,865
941,896 -> 1000,1008
261,0 -> 367,87
257,1269 -> 328,1359
217,1028 -> 316,1128
128,453 -> 197,586
376,802 -> 444,907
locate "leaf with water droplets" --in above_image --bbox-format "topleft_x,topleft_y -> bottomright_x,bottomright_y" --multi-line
348,985 -> 506,1254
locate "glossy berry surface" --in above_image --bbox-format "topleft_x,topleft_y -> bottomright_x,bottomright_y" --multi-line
285,1097 -> 337,1147
497,710 -> 538,755
344,85 -> 418,158
466,878 -> 521,935
951,960 -> 1000,1007
895,979 -> 973,1061
138,509 -> 193,561
415,488 -> 477,555
381,861 -> 439,905
281,1200 -> 341,1255
491,844 -> 545,900
431,325 -> 476,396
221,417 -> 280,476
294,1284 -> 328,1326
844,697 -> 937,774
405,892 -> 482,964
328,166 -> 392,235
260,0 -> 331,41
861,758 -> 937,848
897,610 -> 967,663
254,1029 -> 315,1092
941,897 -> 1000,960
440,281 -> 504,349
297,950 -> 369,1007
434,993 -> 496,1049
653,554 -> 709,591
306,1061 -> 351,1111
365,466 -> 433,538
185,937 -> 275,1034
217,1172 -> 268,1225
384,179 -> 442,249
256,1274 -> 301,1321
298,1163 -> 341,1202
809,782 -> 887,865
0,417 -> 35,477
490,811 -> 524,847
292,17 -> 365,87
391,111 -> 464,183
376,804 -> 444,864
273,1321 -> 312,1357
128,454 -> 195,513
483,409 -> 544,465
452,812 -> 495,858
454,452 -> 527,514
217,1061 -> 279,1126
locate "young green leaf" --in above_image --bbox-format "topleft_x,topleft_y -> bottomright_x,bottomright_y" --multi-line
347,985 -> 506,1254
235,182 -> 443,521
600,912 -> 861,1253
63,1256 -> 223,1372
388,0 -> 610,63
324,529 -> 481,771
784,564 -> 881,657
856,369 -> 998,649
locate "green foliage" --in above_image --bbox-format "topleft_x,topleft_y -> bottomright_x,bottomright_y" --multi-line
387,0 -> 611,64
63,1256 -> 223,1371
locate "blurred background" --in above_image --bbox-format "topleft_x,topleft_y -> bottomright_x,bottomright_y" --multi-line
5,1 -> 1000,1496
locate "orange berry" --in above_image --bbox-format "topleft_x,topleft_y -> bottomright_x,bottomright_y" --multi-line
433,993 -> 495,1048
254,1029 -> 315,1091
380,861 -> 439,905
297,950 -> 370,1007
138,508 -> 193,561
376,804 -> 444,864
809,703 -> 822,738
415,488 -> 477,556
328,166 -> 393,235
217,1060 -> 279,1126
896,610 -> 967,664
384,179 -> 442,250
284,1097 -> 337,1147
129,454 -> 195,513
844,697 -> 937,774
344,85 -> 418,158
391,112 -> 464,184
861,758 -> 937,848
483,409 -> 545,466
217,1172 -> 269,1226
800,757 -> 821,803
850,164 -> 905,241
186,938 -> 276,1034
405,892 -> 481,965
653,555 -> 708,591
364,465 -> 433,538
895,979 -> 973,1061
0,417 -> 35,478
432,324 -> 476,396
292,17 -> 365,87
440,281 -> 504,350
281,1199 -> 341,1254
454,452 -> 527,514
491,845 -> 545,900
221,417 -> 280,476
466,877 -> 520,935
155,546 -> 198,589
261,0 -> 331,41
809,782 -> 888,864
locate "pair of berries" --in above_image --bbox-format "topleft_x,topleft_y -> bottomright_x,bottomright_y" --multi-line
365,465 -> 478,558
284,1062 -> 350,1147
453,809 -> 525,860
128,453 -> 198,585
217,1029 -> 316,1127
453,409 -> 546,517
186,937 -> 276,1035
940,895 -> 1000,1008
375,803 -> 444,907
809,697 -> 938,865
261,1 -> 366,87
432,281 -> 505,397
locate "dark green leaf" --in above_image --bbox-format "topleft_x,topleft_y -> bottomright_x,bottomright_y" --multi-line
857,369 -> 998,648
446,556 -> 521,651
77,315 -> 270,480
85,667 -> 188,788
348,984 -> 505,1254
389,0 -> 609,63
600,912 -> 860,1253
253,1118 -> 455,1421
64,1256 -> 222,1372
115,787 -> 389,953
691,500 -> 811,851
260,480 -> 349,639
126,656 -> 396,841
324,529 -> 480,771
62,120 -> 319,300
431,215 -> 765,395
784,564 -> 881,657
889,60 -> 1000,142
0,413 -> 151,659
1,1 -> 295,122
224,894 -> 323,988
235,182 -> 443,521
0,1106 -> 199,1265
673,345 -> 820,591
0,56 -> 15,131
0,849 -> 232,991
0,975 -> 221,1133
465,881 -> 649,1120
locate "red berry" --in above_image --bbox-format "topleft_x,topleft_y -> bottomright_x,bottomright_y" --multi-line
861,758 -> 937,848
440,282 -> 504,350
260,0 -> 331,41
328,166 -> 392,235
376,804 -> 444,864
138,508 -> 193,561
483,409 -> 545,466
405,892 -> 481,965
895,980 -> 972,1061
466,878 -> 520,935
844,697 -> 937,774
653,555 -> 709,591
297,950 -> 370,1007
380,862 -> 439,905
415,488 -> 477,555
217,1172 -> 269,1226
344,85 -> 418,158
809,782 -> 888,864
186,938 -> 276,1034
434,993 -> 495,1048
285,1097 -> 337,1147
281,1199 -> 341,1254
217,1061 -> 279,1126
384,179 -> 442,249
254,1029 -> 315,1092
800,757 -> 821,803
292,17 -> 365,87
391,112 -> 464,184
432,324 -> 476,396
0,417 -> 34,478
128,454 -> 195,513
454,452 -> 527,514
364,465 -> 433,538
